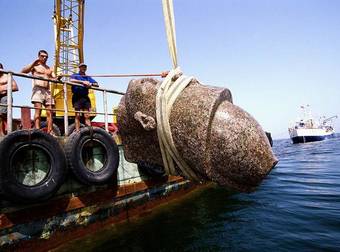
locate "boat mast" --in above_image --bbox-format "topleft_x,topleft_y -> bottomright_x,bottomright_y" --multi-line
53,0 -> 84,77
52,0 -> 93,119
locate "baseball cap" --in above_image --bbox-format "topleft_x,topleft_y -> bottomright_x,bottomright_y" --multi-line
78,63 -> 87,67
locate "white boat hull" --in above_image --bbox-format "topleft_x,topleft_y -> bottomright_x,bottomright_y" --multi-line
288,128 -> 335,144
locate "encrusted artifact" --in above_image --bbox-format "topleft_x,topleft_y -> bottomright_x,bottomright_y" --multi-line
118,76 -> 278,192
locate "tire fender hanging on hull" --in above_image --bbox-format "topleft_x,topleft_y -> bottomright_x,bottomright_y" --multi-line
65,127 -> 119,185
0,130 -> 67,203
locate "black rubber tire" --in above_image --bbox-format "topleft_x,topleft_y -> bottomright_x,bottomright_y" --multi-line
0,130 -> 66,203
40,121 -> 62,136
67,123 -> 85,135
137,161 -> 166,177
65,127 -> 119,185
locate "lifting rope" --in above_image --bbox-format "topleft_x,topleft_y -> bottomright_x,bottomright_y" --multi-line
156,68 -> 200,181
158,1 -> 201,182
162,0 -> 178,68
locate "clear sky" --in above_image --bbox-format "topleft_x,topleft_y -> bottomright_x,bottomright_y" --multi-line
1,0 -> 339,139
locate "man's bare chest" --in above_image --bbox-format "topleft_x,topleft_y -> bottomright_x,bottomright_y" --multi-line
33,65 -> 50,76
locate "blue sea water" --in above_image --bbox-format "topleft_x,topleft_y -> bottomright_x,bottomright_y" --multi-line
57,136 -> 340,251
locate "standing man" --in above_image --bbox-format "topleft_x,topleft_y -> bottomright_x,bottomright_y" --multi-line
70,63 -> 98,132
0,63 -> 19,136
21,50 -> 55,134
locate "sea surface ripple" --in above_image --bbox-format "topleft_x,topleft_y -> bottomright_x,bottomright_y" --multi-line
57,136 -> 340,251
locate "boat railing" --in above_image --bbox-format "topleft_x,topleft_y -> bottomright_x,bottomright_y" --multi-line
0,68 -> 129,136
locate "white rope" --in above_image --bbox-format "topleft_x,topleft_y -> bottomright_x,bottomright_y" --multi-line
159,1 -> 201,181
156,68 -> 201,181
162,0 -> 178,68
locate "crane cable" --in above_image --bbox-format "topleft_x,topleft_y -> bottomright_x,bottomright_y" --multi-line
157,0 -> 201,182
162,0 -> 178,68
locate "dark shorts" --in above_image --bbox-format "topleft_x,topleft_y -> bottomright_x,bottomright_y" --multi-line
72,95 -> 91,110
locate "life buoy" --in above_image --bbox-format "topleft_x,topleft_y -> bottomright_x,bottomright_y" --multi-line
0,130 -> 66,203
65,127 -> 119,185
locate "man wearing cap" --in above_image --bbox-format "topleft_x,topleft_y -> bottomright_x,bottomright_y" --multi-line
70,63 -> 99,132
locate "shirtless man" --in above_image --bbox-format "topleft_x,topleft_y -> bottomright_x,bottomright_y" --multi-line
21,50 -> 55,134
0,63 -> 19,136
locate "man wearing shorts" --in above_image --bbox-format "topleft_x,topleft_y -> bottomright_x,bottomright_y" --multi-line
21,50 -> 55,134
70,63 -> 98,132
0,63 -> 19,136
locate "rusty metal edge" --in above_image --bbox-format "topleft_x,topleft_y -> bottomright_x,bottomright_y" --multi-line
0,177 -> 205,251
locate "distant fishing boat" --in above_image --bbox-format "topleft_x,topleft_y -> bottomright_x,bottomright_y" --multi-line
288,105 -> 337,144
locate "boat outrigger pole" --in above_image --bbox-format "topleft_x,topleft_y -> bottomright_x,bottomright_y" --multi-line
322,115 -> 338,125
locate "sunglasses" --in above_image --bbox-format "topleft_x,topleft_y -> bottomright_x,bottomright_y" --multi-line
40,55 -> 48,58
